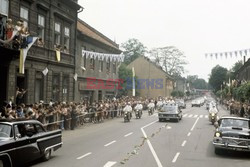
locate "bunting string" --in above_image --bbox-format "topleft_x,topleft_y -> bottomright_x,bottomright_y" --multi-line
205,48 -> 250,59
82,50 -> 124,62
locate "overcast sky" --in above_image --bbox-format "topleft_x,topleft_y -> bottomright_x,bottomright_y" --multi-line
78,0 -> 250,81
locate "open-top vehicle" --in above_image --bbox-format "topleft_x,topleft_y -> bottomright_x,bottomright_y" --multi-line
0,119 -> 62,167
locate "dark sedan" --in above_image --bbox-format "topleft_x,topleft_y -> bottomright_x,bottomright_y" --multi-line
213,116 -> 250,154
158,104 -> 182,122
0,119 -> 62,167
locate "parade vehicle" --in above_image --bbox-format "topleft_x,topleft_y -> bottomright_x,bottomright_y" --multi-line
213,116 -> 250,154
191,100 -> 201,107
0,119 -> 62,167
175,99 -> 186,109
158,104 -> 182,122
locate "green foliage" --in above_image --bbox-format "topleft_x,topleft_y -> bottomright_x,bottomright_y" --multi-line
209,65 -> 228,92
187,75 -> 208,89
229,60 -> 243,80
118,63 -> 133,96
233,82 -> 250,102
171,90 -> 185,97
121,38 -> 147,65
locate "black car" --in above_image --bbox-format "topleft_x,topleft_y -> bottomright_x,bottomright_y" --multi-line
158,104 -> 182,122
0,119 -> 62,167
213,116 -> 250,154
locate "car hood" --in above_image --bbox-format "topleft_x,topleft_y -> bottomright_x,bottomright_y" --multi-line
219,127 -> 250,138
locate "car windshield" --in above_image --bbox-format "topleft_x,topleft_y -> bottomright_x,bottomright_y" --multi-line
161,105 -> 178,113
220,119 -> 249,129
0,124 -> 12,138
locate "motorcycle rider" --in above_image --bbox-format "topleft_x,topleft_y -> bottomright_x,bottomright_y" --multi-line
209,105 -> 219,124
123,102 -> 133,121
148,100 -> 155,115
134,101 -> 143,118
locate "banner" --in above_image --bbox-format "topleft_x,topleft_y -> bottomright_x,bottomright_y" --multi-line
56,49 -> 61,62
205,48 -> 250,59
82,49 -> 124,62
19,36 -> 38,74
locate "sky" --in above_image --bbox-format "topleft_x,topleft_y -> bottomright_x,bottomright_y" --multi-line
78,0 -> 250,81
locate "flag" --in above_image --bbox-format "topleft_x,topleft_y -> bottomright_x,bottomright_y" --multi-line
19,36 -> 38,74
0,29 -> 18,44
42,67 -> 49,76
56,49 -> 61,62
73,73 -> 78,81
132,67 -> 135,97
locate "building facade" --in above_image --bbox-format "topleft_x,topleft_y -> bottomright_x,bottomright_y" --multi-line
175,77 -> 187,93
127,56 -> 174,98
75,19 -> 122,103
1,0 -> 82,104
236,58 -> 250,82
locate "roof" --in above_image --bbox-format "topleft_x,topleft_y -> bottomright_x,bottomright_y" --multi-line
137,56 -> 174,80
236,58 -> 250,74
77,19 -> 121,52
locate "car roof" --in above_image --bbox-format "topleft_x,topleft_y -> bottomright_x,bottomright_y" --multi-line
0,119 -> 42,125
219,116 -> 250,121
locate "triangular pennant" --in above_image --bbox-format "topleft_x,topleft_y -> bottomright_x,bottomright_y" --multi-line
225,52 -> 228,59
244,49 -> 248,56
220,53 -> 223,58
205,53 -> 208,58
230,52 -> 233,58
235,51 -> 238,57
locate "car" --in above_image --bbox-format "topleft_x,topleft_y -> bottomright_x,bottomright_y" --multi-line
175,99 -> 186,109
0,119 -> 62,167
158,104 -> 182,122
213,116 -> 250,154
191,100 -> 201,107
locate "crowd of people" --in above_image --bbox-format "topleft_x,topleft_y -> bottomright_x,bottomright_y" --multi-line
0,96 -> 165,131
223,99 -> 250,118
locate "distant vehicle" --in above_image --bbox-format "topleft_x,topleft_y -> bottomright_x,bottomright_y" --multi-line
158,104 -> 182,122
191,100 -> 201,107
0,119 -> 62,167
176,99 -> 186,109
213,116 -> 250,154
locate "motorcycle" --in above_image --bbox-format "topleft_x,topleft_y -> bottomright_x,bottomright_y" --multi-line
135,109 -> 142,119
148,107 -> 154,116
209,112 -> 218,125
124,111 -> 131,122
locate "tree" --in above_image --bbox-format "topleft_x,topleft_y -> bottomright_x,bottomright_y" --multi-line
118,63 -> 133,96
229,60 -> 243,80
149,46 -> 187,77
209,65 -> 228,92
121,38 -> 147,65
187,75 -> 208,89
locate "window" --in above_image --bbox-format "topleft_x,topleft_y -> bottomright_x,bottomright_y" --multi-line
113,62 -> 116,74
62,76 -> 69,101
64,27 -> 70,53
35,124 -> 45,133
37,15 -> 45,46
0,0 -> 9,16
106,57 -> 110,73
35,72 -> 43,103
52,74 -> 60,102
81,46 -> 86,69
90,58 -> 95,70
54,22 -> 61,46
99,60 -> 103,72
20,6 -> 29,27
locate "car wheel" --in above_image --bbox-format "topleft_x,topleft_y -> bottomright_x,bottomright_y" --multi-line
42,149 -> 52,161
214,148 -> 222,155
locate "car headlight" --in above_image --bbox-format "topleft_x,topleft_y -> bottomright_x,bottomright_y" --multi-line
215,132 -> 221,137
211,113 -> 215,116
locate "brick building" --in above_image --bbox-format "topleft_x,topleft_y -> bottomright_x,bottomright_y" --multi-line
75,19 -> 122,103
0,0 -> 82,104
127,56 -> 174,98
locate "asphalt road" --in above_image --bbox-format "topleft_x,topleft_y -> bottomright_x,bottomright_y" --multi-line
31,102 -> 250,167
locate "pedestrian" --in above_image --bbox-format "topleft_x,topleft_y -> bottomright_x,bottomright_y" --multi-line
239,104 -> 245,117
16,87 -> 27,105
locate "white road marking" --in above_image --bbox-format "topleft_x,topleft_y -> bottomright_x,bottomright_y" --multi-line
76,152 -> 92,160
124,132 -> 133,137
191,117 -> 199,131
187,132 -> 191,136
200,115 -> 203,118
205,115 -> 208,118
188,114 -> 193,117
141,121 -> 163,167
181,140 -> 187,147
172,152 -> 180,163
194,115 -> 198,118
183,114 -> 188,117
104,140 -> 116,147
103,161 -> 117,167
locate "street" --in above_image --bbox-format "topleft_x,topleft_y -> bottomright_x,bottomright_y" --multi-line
32,102 -> 250,167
